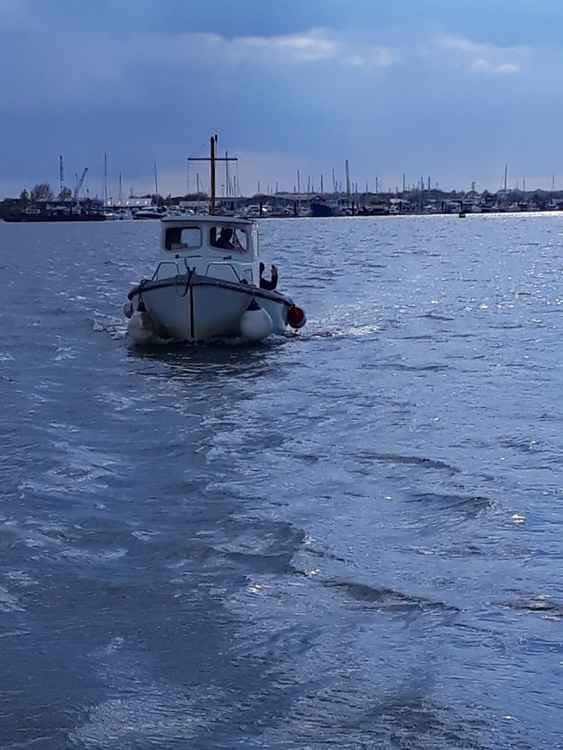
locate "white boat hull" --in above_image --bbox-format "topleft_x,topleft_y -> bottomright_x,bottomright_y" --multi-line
127,274 -> 291,342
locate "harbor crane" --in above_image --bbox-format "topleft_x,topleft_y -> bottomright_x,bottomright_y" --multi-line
74,168 -> 88,202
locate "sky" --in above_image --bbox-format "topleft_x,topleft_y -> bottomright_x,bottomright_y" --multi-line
1,0 -> 562,198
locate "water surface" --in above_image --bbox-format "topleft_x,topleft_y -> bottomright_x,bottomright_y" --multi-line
1,214 -> 562,748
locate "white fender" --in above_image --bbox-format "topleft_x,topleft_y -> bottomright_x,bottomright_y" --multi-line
127,310 -> 159,346
240,299 -> 273,341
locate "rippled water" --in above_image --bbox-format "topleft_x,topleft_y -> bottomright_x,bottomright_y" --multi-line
1,215 -> 562,749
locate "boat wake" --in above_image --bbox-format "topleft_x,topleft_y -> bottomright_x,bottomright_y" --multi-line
126,310 -> 173,348
92,317 -> 127,340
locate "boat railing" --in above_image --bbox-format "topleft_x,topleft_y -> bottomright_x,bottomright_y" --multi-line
205,261 -> 253,285
152,261 -> 180,281
151,259 -> 254,285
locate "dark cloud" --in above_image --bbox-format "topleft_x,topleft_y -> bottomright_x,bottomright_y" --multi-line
2,1 -> 563,195
24,0 -> 563,45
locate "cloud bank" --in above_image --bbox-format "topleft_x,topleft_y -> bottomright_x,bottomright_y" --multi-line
0,1 -> 561,196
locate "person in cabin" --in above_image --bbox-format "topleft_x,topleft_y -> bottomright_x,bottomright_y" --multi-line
259,262 -> 278,291
215,227 -> 235,249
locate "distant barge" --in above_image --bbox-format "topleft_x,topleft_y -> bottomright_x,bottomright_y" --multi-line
4,212 -> 106,223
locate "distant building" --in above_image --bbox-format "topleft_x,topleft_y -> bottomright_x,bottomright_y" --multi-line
125,196 -> 152,208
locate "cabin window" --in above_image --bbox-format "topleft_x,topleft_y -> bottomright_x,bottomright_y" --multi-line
209,226 -> 248,252
165,226 -> 202,251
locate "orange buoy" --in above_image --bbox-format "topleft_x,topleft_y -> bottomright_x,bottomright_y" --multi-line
287,305 -> 306,329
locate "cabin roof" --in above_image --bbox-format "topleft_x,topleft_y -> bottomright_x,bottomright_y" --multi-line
162,214 -> 255,227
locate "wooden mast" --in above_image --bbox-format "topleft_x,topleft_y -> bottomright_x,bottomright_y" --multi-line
188,134 -> 237,214
210,134 -> 217,212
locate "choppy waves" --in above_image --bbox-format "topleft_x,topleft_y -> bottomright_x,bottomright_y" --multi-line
1,217 -> 562,748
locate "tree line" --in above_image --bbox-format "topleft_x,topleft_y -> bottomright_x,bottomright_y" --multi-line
19,184 -> 73,202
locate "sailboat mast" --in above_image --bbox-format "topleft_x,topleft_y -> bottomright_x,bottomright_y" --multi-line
225,150 -> 229,198
153,161 -> 159,197
104,152 -> 108,206
59,155 -> 64,197
210,135 -> 217,213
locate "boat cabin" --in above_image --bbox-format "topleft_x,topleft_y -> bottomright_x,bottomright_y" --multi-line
161,215 -> 258,257
156,215 -> 260,285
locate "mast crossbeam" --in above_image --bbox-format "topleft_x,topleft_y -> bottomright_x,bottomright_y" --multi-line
188,135 -> 238,212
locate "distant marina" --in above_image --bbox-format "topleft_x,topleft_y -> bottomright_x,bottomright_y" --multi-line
3,152 -> 563,222
4,185 -> 563,222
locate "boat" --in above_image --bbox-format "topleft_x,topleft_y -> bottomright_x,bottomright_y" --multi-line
310,197 -> 335,217
123,135 -> 306,344
360,204 -> 389,217
133,206 -> 167,220
124,214 -> 306,343
104,207 -> 133,220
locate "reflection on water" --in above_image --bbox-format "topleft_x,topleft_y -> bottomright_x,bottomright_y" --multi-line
128,336 -> 290,381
